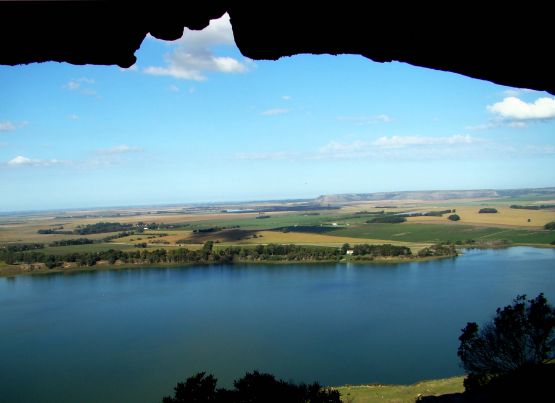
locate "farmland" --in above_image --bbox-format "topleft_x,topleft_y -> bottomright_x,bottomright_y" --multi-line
1,189 -> 554,274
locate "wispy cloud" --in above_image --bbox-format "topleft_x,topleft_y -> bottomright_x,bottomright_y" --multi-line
373,134 -> 478,148
234,133 -> 554,162
465,122 -> 499,131
97,145 -> 143,155
501,88 -> 537,97
7,155 -> 64,167
317,135 -> 485,159
63,77 -> 97,96
168,84 -> 180,92
0,121 -> 16,132
487,96 -> 555,121
337,114 -> 392,124
521,145 -> 555,155
282,95 -> 292,101
68,114 -> 79,120
4,146 -> 144,170
143,13 -> 249,81
260,108 -> 289,116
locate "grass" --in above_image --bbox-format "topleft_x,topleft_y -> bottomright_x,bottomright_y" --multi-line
335,376 -> 464,403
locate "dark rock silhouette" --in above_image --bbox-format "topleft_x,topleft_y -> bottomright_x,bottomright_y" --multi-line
0,2 -> 553,94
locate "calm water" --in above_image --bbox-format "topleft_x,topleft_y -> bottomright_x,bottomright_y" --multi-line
1,246 -> 554,403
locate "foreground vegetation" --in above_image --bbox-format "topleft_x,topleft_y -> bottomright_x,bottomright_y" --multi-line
336,377 -> 464,403
162,371 -> 340,403
159,293 -> 554,403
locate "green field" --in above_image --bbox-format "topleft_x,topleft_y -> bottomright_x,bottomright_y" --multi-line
332,223 -> 554,244
335,376 -> 464,403
185,213 -> 343,230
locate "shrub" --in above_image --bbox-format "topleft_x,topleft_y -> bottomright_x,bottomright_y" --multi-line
458,293 -> 555,391
478,208 -> 498,214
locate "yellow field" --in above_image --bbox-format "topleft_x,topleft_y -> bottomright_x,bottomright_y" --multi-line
407,206 -> 555,228
60,212 -> 263,226
220,230 -> 432,251
0,223 -> 115,243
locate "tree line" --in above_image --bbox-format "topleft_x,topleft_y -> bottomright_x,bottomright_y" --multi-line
510,204 -> 555,210
0,241 -> 460,269
0,243 -> 345,269
350,243 -> 412,257
478,208 -> 498,213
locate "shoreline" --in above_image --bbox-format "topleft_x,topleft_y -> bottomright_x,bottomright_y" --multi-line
2,243 -> 553,278
0,253 -> 457,278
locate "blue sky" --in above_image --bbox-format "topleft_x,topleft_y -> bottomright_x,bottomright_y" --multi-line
1,14 -> 554,212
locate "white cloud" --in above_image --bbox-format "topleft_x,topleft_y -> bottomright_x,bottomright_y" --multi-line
8,156 -> 32,165
7,155 -> 63,167
337,114 -> 392,124
68,114 -> 79,120
487,96 -> 555,120
168,84 -> 180,92
260,108 -> 289,116
282,95 -> 292,101
0,121 -> 16,132
143,13 -> 248,81
97,145 -> 142,155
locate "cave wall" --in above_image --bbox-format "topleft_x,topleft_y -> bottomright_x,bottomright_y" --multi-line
1,2 -> 553,94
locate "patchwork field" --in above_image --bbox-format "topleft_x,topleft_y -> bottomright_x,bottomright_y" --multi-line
1,192 -> 554,266
406,205 -> 555,228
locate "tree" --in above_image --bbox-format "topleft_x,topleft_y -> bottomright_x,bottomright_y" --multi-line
448,214 -> 460,221
544,221 -> 555,230
162,371 -> 341,403
341,243 -> 350,254
458,293 -> 555,390
478,208 -> 498,214
162,372 -> 217,403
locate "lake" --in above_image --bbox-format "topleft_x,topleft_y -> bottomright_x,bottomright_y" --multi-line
1,246 -> 554,402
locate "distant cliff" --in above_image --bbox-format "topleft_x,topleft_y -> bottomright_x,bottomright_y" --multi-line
315,187 -> 555,204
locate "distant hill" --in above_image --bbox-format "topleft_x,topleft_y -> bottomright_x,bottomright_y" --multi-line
315,187 -> 555,204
